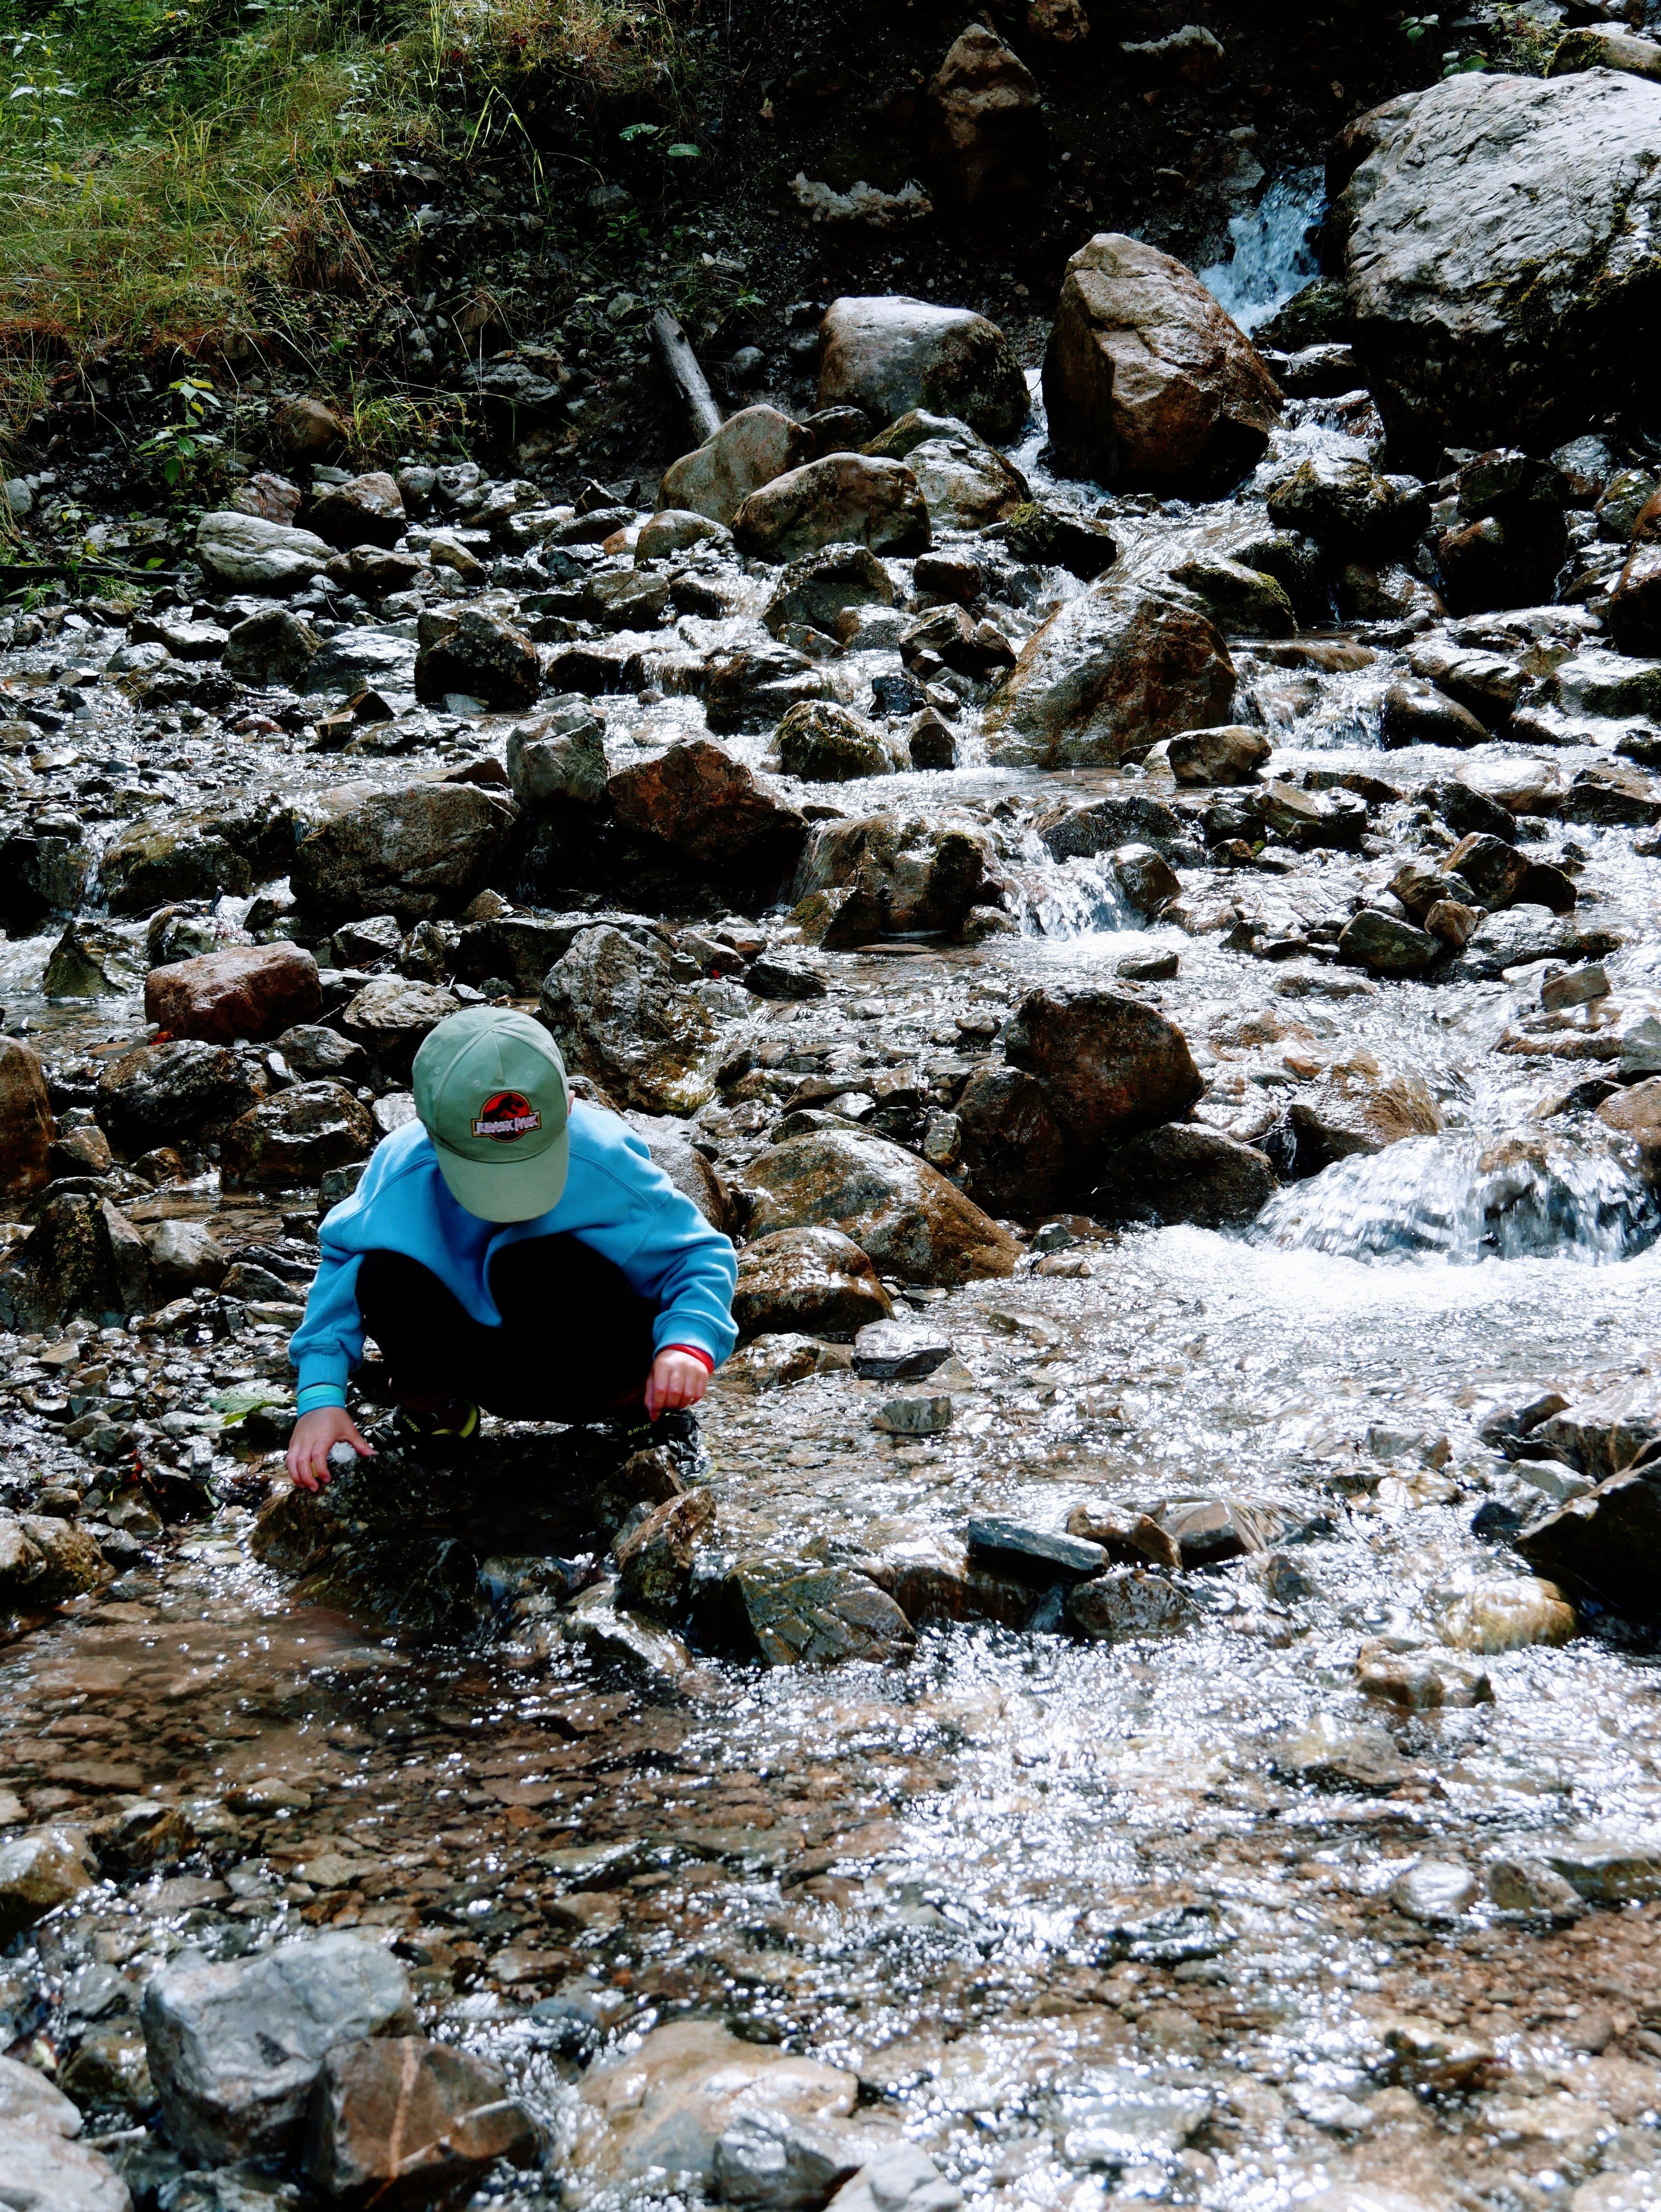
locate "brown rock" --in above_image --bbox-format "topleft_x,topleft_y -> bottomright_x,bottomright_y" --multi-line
219,1082 -> 373,1189
144,942 -> 321,1046
1609,541 -> 1661,657
763,541 -> 896,641
954,1064 -> 1067,1217
1281,1063 -> 1442,1176
305,471 -> 406,551
733,1226 -> 895,1341
984,585 -> 1236,768
1094,1122 -> 1278,1228
1598,1075 -> 1661,1183
1068,1568 -> 1199,1641
743,1128 -> 1021,1285
777,700 -> 896,782
712,1559 -> 916,1666
733,455 -> 929,562
292,781 -> 519,925
1042,233 -> 1281,488
1004,985 -> 1204,1175
0,1037 -> 53,1201
817,296 -> 1029,441
616,1489 -> 717,1620
1167,724 -> 1272,786
925,25 -> 1046,209
660,406 -> 814,527
790,811 -> 1006,943
274,397 -> 346,457
340,978 -> 460,1075
539,927 -> 718,1115
1026,0 -> 1089,46
414,606 -> 540,711
301,2034 -> 535,2208
608,739 -> 808,877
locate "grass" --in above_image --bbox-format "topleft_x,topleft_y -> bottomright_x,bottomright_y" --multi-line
0,0 -> 705,396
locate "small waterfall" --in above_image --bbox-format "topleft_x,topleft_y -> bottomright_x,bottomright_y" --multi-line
1200,168 -> 1326,334
1250,1134 -> 1657,1266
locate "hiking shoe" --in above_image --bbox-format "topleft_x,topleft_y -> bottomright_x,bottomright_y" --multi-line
393,1398 -> 480,1458
602,1406 -> 699,1462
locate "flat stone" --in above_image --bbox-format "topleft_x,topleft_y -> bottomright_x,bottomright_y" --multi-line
851,1318 -> 953,1380
965,1517 -> 1107,1582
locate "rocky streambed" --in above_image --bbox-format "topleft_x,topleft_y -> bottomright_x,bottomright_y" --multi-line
4,53 -> 1661,2212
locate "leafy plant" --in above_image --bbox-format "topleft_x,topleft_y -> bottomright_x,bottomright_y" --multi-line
136,374 -> 221,496
1400,14 -> 1438,41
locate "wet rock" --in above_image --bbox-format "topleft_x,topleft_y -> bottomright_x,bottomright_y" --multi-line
1437,1576 -> 1575,1653
1598,1076 -> 1661,1184
578,2020 -> 857,2188
818,297 -> 1028,442
0,1825 -> 99,1939
1561,760 -> 1661,830
1068,1568 -> 1198,1641
702,641 -> 834,733
791,811 -> 1004,944
924,24 -> 1045,210
1609,542 -> 1661,657
637,508 -> 732,562
1167,723 -> 1272,787
1338,908 -> 1439,977
1392,1859 -> 1478,1923
1035,790 -> 1200,866
900,603 -> 1016,680
0,1037 -> 53,1201
1274,1716 -> 1414,1794
220,1082 -> 373,1189
1277,1064 -> 1442,1176
1518,1454 -> 1661,1623
340,978 -> 459,1074
733,1227 -> 894,1341
715,2111 -> 906,2212
660,406 -> 814,526
967,1517 -> 1107,1582
1005,985 -> 1203,1179
984,585 -> 1235,768
764,543 -> 895,642
1535,1829 -> 1661,1905
1382,682 -> 1490,750
0,828 -> 92,932
745,951 -> 829,1000
413,606 -> 540,711
743,1129 -> 1020,1284
593,1446 -> 686,1538
142,1931 -> 416,2163
616,1490 -> 717,1619
222,607 -> 321,688
102,813 -> 255,917
195,510 -> 332,592
144,943 -> 321,1046
1122,21 -> 1225,83
1043,233 -> 1281,490
292,781 -> 518,925
733,455 -> 929,562
1001,499 -> 1119,579
609,738 -> 807,878
0,2127 -> 130,2212
1449,907 -> 1623,984
829,2146 -> 962,2212
304,471 -> 405,551
88,1800 -> 195,1875
0,1513 -> 107,1605
540,927 -> 718,1114
954,1064 -> 1067,1218
778,700 -> 896,782
905,437 -> 1030,531
851,1318 -> 953,1381
1,1194 -> 151,1328
872,1393 -> 953,1435
633,1119 -> 736,1235
1485,1855 -> 1589,1921
1266,456 -> 1425,554
709,1558 -> 916,1666
301,2035 -> 534,2203
0,2050 -> 82,2136
1331,68 -> 1661,450
1094,1122 -> 1277,1229
506,705 -> 608,814
1169,555 -> 1296,638
1357,1643 -> 1491,1710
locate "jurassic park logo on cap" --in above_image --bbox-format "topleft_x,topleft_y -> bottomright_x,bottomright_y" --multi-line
471,1091 -> 542,1142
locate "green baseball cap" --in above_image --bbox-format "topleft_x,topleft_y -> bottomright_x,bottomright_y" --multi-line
411,1006 -> 571,1223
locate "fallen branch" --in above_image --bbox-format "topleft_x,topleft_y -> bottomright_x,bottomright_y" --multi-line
650,307 -> 722,449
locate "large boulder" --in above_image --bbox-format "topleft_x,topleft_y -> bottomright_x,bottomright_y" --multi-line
222,606 -> 321,687
1004,985 -> 1203,1176
1518,1461 -> 1661,1628
763,542 -> 895,641
0,1038 -> 53,1201
1331,68 -> 1661,453
194,509 -> 331,592
292,781 -> 518,923
778,701 -> 896,782
219,1082 -> 373,1188
101,812 -> 255,917
144,942 -> 321,1045
983,585 -> 1235,767
304,470 -> 406,550
1042,233 -> 1281,489
340,978 -> 460,1074
1275,1064 -> 1442,1178
660,407 -> 814,526
506,696 -> 608,808
905,436 -> 1031,530
816,297 -> 1029,441
1266,456 -> 1427,555
608,739 -> 808,877
733,1226 -> 895,1341
141,1931 -> 415,2163
96,1038 -> 254,1152
791,811 -> 1006,943
743,1129 -> 1021,1284
540,926 -> 719,1114
733,456 -> 929,562
925,25 -> 1046,210
414,606 -> 540,711
1094,1122 -> 1278,1229
954,1064 -> 1068,1217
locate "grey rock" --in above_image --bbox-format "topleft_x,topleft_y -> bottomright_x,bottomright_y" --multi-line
817,295 -> 1028,441
195,511 -> 332,593
0,2124 -> 131,2212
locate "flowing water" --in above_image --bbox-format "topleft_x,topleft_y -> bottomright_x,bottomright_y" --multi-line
4,220 -> 1661,2212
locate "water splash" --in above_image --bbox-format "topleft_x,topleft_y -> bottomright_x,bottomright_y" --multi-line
1250,1133 -> 1657,1266
1200,168 -> 1326,334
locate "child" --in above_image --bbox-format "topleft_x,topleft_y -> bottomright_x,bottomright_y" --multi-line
286,1005 -> 737,1491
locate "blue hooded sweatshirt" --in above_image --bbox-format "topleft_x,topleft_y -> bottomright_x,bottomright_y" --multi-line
288,1106 -> 737,1413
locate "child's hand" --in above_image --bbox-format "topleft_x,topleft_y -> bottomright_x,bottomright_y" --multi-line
287,1406 -> 375,1491
646,1350 -> 710,1419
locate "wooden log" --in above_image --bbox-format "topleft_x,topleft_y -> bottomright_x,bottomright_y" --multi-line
650,308 -> 723,448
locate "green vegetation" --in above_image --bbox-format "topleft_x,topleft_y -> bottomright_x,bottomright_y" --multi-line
0,0 -> 704,377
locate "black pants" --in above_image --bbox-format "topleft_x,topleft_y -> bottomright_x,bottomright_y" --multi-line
356,1238 -> 658,1422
